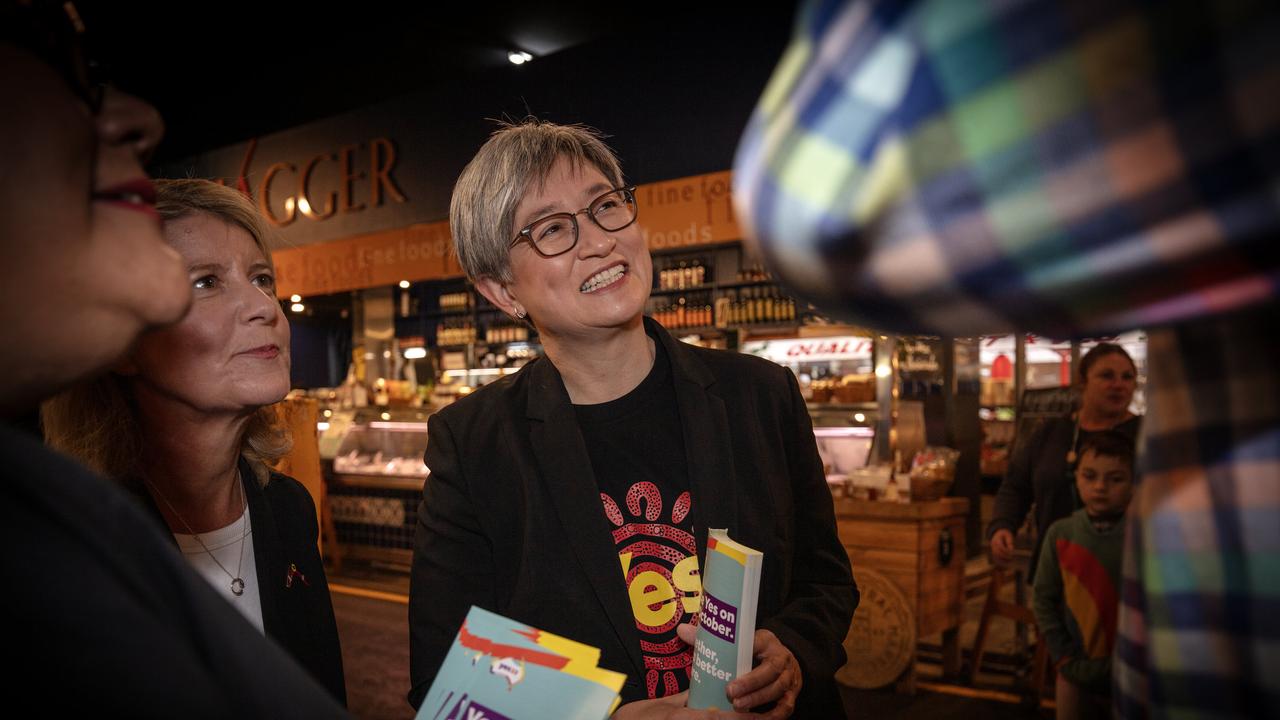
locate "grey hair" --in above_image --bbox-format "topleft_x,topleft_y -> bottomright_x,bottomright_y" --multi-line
449,118 -> 625,282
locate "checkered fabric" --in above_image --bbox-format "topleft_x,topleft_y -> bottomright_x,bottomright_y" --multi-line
732,0 -> 1280,340
733,1 -> 1280,717
1114,306 -> 1279,718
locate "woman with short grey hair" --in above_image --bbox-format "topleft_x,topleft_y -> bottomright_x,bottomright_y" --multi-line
409,119 -> 856,719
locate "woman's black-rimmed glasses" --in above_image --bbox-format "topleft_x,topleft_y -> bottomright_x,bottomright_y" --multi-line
510,186 -> 638,258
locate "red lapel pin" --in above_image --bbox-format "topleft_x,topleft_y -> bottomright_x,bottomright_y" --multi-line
285,562 -> 310,588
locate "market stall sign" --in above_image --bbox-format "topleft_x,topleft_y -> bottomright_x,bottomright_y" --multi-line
741,336 -> 874,363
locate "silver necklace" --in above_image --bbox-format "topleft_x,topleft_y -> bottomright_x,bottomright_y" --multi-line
146,474 -> 250,596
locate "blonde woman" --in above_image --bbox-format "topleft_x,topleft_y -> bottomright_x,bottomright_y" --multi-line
42,178 -> 345,704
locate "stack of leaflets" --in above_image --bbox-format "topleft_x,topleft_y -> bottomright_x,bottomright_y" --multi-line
416,606 -> 627,720
688,529 -> 764,711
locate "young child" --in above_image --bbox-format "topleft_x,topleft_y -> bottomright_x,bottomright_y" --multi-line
1033,430 -> 1135,719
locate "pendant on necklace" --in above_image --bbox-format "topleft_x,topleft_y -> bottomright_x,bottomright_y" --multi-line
231,577 -> 245,596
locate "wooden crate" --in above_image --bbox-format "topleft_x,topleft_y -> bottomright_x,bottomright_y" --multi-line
835,497 -> 969,690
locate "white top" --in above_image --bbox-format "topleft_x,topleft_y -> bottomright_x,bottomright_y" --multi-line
173,506 -> 264,634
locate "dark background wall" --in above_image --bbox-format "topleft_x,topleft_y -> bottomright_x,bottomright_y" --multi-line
136,4 -> 801,247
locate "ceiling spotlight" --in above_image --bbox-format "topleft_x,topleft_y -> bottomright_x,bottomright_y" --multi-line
508,50 -> 533,65
290,294 -> 302,303
399,280 -> 411,289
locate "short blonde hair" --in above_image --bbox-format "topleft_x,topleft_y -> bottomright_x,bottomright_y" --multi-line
449,118 -> 625,282
156,178 -> 278,265
42,179 -> 290,486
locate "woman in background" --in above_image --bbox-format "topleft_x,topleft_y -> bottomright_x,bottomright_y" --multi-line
43,178 -> 346,705
987,343 -> 1142,579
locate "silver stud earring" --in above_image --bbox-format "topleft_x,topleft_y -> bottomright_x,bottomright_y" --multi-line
514,308 -> 526,320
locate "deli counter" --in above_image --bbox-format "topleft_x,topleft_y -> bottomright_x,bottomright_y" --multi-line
320,408 -> 431,567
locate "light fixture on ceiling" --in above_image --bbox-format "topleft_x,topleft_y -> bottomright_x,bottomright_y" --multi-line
399,280 -> 411,289
508,50 -> 533,65
290,294 -> 302,303
290,302 -> 305,313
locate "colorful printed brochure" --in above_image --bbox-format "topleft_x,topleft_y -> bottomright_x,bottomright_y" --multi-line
687,529 -> 763,711
416,606 -> 627,720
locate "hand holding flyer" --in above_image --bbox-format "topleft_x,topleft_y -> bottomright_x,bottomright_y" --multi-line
687,529 -> 763,711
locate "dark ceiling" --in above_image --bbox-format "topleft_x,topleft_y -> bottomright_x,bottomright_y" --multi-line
78,1 -> 798,164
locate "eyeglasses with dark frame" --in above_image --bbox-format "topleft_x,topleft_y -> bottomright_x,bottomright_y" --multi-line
510,186 -> 639,258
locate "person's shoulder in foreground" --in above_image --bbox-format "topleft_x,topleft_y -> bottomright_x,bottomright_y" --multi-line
0,425 -> 348,718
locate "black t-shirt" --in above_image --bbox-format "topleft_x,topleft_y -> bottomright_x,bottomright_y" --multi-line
574,335 -> 700,699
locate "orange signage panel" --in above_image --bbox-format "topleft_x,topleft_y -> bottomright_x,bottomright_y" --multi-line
273,220 -> 460,298
635,171 -> 740,251
272,170 -> 741,297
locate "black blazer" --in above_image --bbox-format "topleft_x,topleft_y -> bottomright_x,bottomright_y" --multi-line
136,461 -> 347,705
1,424 -> 348,718
409,318 -> 857,715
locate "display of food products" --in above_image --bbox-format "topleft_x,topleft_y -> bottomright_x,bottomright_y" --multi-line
808,374 -> 875,404
737,261 -> 771,282
652,293 -> 713,329
717,287 -> 796,325
485,320 -> 530,344
908,446 -> 959,500
436,319 -> 475,346
655,256 -> 710,290
439,291 -> 471,312
334,449 -> 430,477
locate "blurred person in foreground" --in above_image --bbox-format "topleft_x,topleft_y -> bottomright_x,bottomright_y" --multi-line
732,1 -> 1279,717
409,119 -> 856,719
0,1 -> 347,715
42,179 -> 346,705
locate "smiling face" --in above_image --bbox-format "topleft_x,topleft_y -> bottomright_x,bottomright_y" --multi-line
127,213 -> 290,416
479,156 -> 652,342
0,43 -> 189,413
1080,352 -> 1137,419
1075,448 -> 1134,517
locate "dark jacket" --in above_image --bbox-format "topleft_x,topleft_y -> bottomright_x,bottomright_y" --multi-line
135,460 -> 347,706
408,318 -> 857,715
0,423 -> 348,718
987,415 -> 1140,581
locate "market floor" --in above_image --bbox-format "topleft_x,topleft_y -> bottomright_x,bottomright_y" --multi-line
330,586 -> 1048,720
